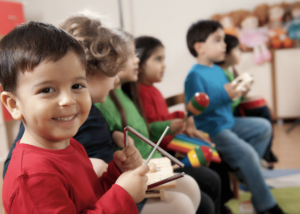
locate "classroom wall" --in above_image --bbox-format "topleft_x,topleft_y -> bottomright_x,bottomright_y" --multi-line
8,0 -> 300,99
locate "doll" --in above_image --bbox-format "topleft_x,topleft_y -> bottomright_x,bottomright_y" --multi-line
211,13 -> 239,37
238,12 -> 271,64
286,2 -> 300,45
268,3 -> 293,48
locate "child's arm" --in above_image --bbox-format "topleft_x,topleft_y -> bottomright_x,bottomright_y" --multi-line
8,171 -> 138,214
138,86 -> 185,122
139,91 -> 161,123
185,71 -> 233,113
169,111 -> 185,119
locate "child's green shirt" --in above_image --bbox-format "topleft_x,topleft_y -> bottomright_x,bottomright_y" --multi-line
223,69 -> 242,112
95,88 -> 171,159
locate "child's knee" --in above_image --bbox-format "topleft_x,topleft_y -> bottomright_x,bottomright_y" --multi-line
167,192 -> 197,214
171,175 -> 201,210
257,118 -> 272,137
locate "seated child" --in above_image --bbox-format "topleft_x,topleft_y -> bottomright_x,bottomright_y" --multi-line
184,20 -> 284,214
0,21 -> 148,213
135,35 -> 230,214
96,31 -> 201,214
215,34 -> 278,167
2,14 -> 131,178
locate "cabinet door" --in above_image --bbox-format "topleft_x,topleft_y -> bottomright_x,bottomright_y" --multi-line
0,1 -> 25,35
235,52 -> 274,111
275,48 -> 300,118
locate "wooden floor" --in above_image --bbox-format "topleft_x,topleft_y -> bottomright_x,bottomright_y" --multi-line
0,123 -> 299,213
273,123 -> 300,169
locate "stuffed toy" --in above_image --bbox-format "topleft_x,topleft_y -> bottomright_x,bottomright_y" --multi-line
286,2 -> 300,45
211,13 -> 239,37
268,3 -> 293,49
238,11 -> 271,64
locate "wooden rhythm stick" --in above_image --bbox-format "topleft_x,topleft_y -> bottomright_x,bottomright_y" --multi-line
123,126 -> 184,168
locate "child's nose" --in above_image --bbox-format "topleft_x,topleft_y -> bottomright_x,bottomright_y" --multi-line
58,91 -> 76,107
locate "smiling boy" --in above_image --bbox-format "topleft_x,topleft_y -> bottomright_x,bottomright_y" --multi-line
1,21 -> 148,214
184,20 -> 284,214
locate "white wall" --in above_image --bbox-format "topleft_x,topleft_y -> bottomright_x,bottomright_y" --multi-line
10,0 -> 121,26
127,0 -> 300,98
7,0 -> 300,99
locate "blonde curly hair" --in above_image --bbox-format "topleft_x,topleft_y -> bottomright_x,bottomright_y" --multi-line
59,14 -> 130,77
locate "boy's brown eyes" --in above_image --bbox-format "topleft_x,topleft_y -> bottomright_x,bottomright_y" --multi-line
40,88 -> 54,93
72,84 -> 85,89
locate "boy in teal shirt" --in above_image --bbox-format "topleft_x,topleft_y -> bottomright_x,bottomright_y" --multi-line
184,20 -> 284,214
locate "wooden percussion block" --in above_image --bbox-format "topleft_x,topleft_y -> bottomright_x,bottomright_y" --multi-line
145,157 -> 177,200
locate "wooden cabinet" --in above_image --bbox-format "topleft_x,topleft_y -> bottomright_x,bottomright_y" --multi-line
235,49 -> 300,120
274,48 -> 300,119
235,52 -> 274,111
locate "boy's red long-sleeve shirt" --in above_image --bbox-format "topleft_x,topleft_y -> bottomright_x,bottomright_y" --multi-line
138,84 -> 185,149
2,138 -> 138,214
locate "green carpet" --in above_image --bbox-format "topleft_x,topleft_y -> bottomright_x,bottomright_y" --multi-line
226,187 -> 300,214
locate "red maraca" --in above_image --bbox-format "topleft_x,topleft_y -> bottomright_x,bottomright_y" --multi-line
188,92 -> 209,115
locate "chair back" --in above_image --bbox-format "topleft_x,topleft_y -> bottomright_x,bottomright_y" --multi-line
165,93 -> 185,107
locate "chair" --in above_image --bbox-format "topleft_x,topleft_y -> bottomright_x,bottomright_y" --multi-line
165,93 -> 240,199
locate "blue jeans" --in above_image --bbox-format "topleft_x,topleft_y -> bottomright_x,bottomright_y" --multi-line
211,117 -> 276,212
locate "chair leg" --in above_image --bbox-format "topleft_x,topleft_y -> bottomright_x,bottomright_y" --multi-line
230,176 -> 240,199
286,118 -> 300,133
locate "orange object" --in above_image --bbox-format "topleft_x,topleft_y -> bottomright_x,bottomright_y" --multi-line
283,37 -> 293,48
0,1 -> 25,35
271,37 -> 282,49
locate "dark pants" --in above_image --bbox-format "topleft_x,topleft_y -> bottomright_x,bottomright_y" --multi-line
175,166 -> 221,214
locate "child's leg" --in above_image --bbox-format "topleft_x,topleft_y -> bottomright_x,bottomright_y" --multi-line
211,119 -> 276,212
174,166 -> 220,214
167,175 -> 201,211
141,192 -> 195,214
235,106 -> 277,162
232,117 -> 271,158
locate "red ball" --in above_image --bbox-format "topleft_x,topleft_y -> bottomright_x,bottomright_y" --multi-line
194,93 -> 209,108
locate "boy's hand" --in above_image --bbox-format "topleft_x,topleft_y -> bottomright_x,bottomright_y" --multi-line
113,139 -> 143,173
224,82 -> 242,100
112,130 -> 134,149
90,158 -> 108,178
241,84 -> 251,97
116,165 -> 149,203
170,119 -> 186,135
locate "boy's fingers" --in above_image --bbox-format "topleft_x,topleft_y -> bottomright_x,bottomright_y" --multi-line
113,150 -> 126,162
141,174 -> 148,184
128,137 -> 135,147
123,159 -> 143,171
124,145 -> 136,157
135,165 -> 150,176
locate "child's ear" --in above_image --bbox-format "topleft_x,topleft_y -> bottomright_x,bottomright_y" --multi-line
1,92 -> 23,120
194,42 -> 205,55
